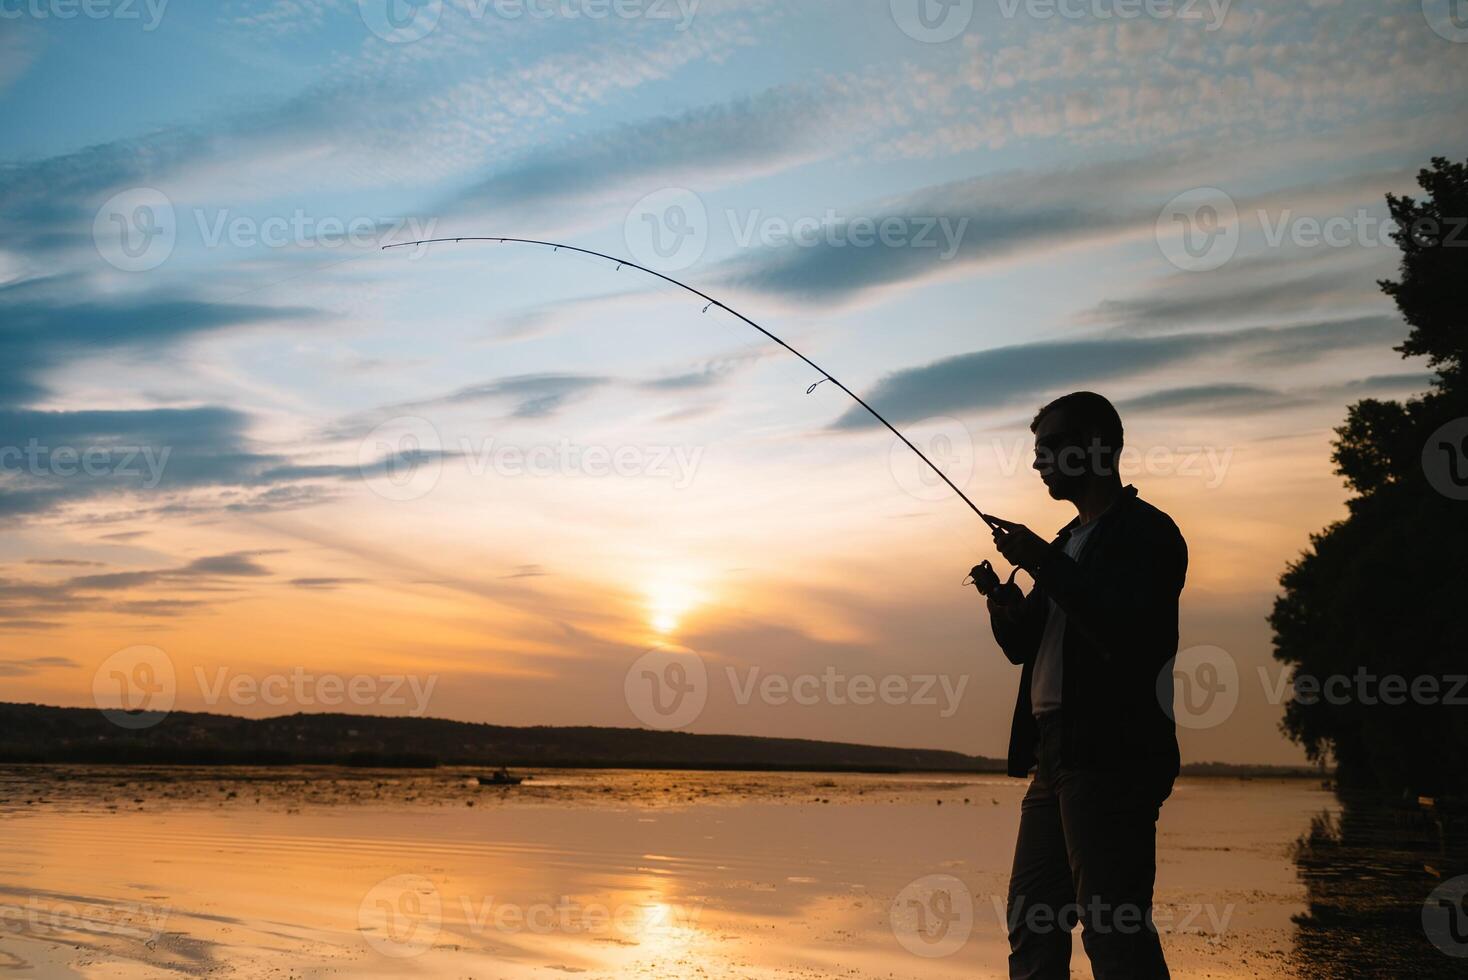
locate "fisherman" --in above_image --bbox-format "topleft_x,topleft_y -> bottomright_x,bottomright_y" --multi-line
976,391 -> 1188,980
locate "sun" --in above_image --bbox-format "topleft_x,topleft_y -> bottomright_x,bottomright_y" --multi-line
643,576 -> 705,637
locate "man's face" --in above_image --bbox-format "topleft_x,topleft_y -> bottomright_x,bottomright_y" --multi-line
1032,409 -> 1092,502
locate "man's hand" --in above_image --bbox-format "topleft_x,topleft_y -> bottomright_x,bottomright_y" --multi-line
985,581 -> 1025,619
990,516 -> 1053,572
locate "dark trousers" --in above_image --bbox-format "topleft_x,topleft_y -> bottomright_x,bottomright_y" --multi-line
1007,714 -> 1173,980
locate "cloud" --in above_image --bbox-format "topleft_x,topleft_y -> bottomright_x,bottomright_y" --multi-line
1087,256 -> 1392,331
0,400 -> 458,522
716,168 -> 1143,303
1116,371 -> 1438,420
0,284 -> 316,406
0,655 -> 78,676
380,373 -> 614,422
830,315 -> 1406,429
445,84 -> 846,221
1116,384 -> 1307,416
0,551 -> 277,627
289,577 -> 367,589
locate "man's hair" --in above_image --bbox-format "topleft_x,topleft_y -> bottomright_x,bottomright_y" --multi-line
1030,391 -> 1125,455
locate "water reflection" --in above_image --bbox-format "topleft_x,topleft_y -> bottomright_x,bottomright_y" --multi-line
4,768 -> 1462,977
1291,790 -> 1467,978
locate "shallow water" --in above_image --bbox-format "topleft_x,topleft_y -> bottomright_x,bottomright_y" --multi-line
0,767 -> 1442,977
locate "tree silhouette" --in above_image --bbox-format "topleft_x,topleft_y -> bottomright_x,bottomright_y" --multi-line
1270,158 -> 1468,798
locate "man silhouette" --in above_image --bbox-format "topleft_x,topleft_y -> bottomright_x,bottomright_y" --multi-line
980,392 -> 1187,980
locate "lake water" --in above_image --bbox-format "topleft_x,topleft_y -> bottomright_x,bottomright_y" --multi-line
0,767 -> 1457,977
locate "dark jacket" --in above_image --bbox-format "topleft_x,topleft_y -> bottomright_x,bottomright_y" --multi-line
991,486 -> 1188,778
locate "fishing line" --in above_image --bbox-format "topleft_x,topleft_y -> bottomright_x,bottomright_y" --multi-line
381,236 -> 1004,535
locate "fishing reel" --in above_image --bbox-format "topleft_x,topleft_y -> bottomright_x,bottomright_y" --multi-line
964,559 -> 1020,597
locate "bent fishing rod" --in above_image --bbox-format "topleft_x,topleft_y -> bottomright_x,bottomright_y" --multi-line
381,236 -> 1019,593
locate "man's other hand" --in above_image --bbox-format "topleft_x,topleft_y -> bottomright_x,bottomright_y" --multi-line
985,581 -> 1025,619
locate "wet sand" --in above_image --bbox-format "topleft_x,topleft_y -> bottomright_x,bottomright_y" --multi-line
0,767 -> 1328,978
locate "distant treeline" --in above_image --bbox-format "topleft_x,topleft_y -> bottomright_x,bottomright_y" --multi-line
0,701 -> 1003,773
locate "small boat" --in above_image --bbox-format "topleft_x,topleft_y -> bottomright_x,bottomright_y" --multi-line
477,768 -> 523,787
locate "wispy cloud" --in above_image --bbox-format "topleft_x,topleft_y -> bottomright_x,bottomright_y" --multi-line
830,315 -> 1406,429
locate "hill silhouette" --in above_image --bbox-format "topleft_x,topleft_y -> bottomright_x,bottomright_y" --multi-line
0,701 -> 1002,772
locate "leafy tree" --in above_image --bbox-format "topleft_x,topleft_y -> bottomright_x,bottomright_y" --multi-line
1270,158 -> 1468,798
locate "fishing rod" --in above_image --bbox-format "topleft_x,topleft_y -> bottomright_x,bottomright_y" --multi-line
381,236 -> 1019,593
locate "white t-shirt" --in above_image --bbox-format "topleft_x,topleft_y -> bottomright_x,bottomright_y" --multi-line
1030,519 -> 1099,717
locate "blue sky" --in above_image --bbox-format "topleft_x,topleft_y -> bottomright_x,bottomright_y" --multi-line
2,0 -> 1466,763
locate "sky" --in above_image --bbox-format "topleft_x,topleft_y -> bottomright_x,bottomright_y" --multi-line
1,0 -> 1466,764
